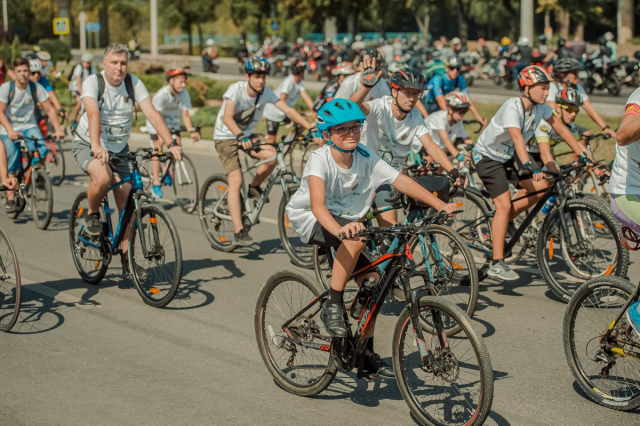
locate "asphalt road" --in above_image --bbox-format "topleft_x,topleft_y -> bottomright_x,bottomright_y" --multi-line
1,134 -> 639,425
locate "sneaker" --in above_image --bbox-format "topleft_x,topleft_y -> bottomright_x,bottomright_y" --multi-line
84,213 -> 102,237
152,185 -> 163,199
121,256 -> 148,282
321,303 -> 349,338
163,174 -> 172,186
249,185 -> 269,202
5,199 -> 16,213
487,259 -> 519,281
233,229 -> 254,247
625,301 -> 640,339
364,350 -> 395,379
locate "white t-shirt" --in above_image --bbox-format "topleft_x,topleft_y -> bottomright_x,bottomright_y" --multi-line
75,72 -> 150,153
213,82 -> 279,140
145,85 -> 192,134
286,144 -> 399,243
361,96 -> 429,170
610,89 -> 640,194
68,64 -> 95,92
421,109 -> 468,151
530,116 -> 579,154
546,82 -> 589,103
0,81 -> 49,134
263,74 -> 305,122
334,72 -> 391,102
474,97 -> 553,163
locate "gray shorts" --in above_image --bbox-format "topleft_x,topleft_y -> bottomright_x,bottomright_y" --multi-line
71,90 -> 81,98
373,184 -> 394,209
72,138 -> 134,177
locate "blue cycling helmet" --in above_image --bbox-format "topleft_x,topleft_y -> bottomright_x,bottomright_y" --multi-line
244,56 -> 271,74
316,99 -> 366,132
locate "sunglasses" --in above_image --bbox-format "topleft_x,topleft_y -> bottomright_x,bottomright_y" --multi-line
559,104 -> 579,114
332,124 -> 363,137
448,67 -> 460,71
398,88 -> 424,99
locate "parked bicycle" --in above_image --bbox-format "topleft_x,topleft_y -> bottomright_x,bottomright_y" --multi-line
69,149 -> 183,308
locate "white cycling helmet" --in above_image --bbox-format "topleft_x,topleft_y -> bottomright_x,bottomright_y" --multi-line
206,38 -> 215,46
81,52 -> 94,62
387,61 -> 406,74
296,37 -> 304,44
518,36 -> 530,46
451,37 -> 462,45
35,50 -> 51,61
29,59 -> 42,73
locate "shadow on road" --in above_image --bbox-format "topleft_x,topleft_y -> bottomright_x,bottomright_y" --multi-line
571,381 -> 640,413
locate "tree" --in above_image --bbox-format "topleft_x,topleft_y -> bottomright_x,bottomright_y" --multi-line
163,0 -> 215,55
406,0 -> 434,42
456,0 -> 472,42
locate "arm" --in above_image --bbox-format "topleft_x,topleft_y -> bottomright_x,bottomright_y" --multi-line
221,99 -> 245,138
46,89 -> 64,114
0,102 -> 18,140
274,99 -> 313,130
75,74 -> 83,95
615,109 -> 640,147
0,139 -> 16,188
42,99 -> 65,139
138,97 -> 183,160
582,99 -> 616,138
468,100 -> 487,126
350,86 -> 372,114
82,97 -> 107,163
300,90 -> 315,111
507,127 -> 531,165
537,142 -> 558,172
437,129 -> 460,157
181,109 -> 200,142
309,175 -> 354,237
435,95 -> 448,111
418,133 -> 456,172
547,114 -> 593,160
415,101 -> 428,118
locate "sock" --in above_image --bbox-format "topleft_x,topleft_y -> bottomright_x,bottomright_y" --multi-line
327,287 -> 344,306
492,258 -> 503,265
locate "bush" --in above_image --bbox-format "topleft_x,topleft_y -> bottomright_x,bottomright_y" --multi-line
187,84 -> 205,107
0,41 -> 11,65
10,36 -> 21,64
134,73 -> 165,93
37,39 -> 72,64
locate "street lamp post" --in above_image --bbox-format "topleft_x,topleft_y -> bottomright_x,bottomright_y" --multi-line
2,0 -> 8,33
520,0 -> 534,42
150,0 -> 158,58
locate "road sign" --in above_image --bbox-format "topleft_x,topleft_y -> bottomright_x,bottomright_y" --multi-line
86,22 -> 101,32
53,17 -> 70,35
267,19 -> 282,35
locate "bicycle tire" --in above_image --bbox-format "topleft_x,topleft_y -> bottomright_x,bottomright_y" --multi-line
0,227 -> 21,332
278,186 -> 313,269
31,168 -> 53,230
255,269 -> 337,396
409,224 -> 479,335
537,199 -> 629,302
172,154 -> 199,214
46,141 -> 65,186
447,190 -> 492,280
135,148 -> 153,191
199,174 -> 237,252
393,297 -> 494,426
563,276 -> 640,410
128,204 -> 182,308
69,192 -> 108,284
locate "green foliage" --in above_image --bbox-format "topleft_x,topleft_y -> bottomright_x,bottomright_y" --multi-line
135,73 -> 166,92
0,41 -> 11,64
187,84 -> 205,107
10,36 -> 21,65
37,39 -> 73,64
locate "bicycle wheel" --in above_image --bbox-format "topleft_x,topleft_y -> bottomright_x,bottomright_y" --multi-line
0,228 -> 21,332
31,167 -> 53,230
537,199 -> 629,302
409,224 -> 479,334
128,204 -> 182,308
135,148 -> 153,191
288,141 -> 312,178
447,191 -> 492,279
172,154 -> 199,214
199,174 -> 237,252
278,187 -> 313,268
255,269 -> 337,396
69,192 -> 108,284
563,276 -> 640,410
45,141 -> 65,186
312,245 -> 362,307
393,297 -> 494,426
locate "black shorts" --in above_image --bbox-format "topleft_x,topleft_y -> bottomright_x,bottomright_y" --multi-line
309,216 -> 374,273
266,118 -> 290,136
475,155 -> 542,199
150,131 -> 180,142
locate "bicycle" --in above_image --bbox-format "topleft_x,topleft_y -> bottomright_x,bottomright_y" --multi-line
1,135 -> 54,230
69,149 -> 183,308
313,168 -> 479,325
563,225 -> 640,410
199,134 -> 315,269
449,159 -> 628,302
38,117 -> 66,186
0,185 -> 24,332
255,211 -> 494,426
136,126 -> 200,214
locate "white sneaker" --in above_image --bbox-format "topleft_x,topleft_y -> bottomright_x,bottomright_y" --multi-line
487,260 -> 519,281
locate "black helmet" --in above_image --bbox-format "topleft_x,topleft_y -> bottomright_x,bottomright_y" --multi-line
291,60 -> 306,75
554,57 -> 580,75
597,36 -> 606,45
556,86 -> 583,108
390,68 -> 426,90
361,47 -> 382,63
244,56 -> 271,74
557,37 -> 566,47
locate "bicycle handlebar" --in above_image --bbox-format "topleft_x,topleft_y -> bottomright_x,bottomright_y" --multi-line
90,148 -> 172,165
463,120 -> 483,134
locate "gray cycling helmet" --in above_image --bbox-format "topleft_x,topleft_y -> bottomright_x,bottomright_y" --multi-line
445,56 -> 460,68
244,56 -> 271,74
390,68 -> 426,90
556,86 -> 583,108
554,58 -> 580,75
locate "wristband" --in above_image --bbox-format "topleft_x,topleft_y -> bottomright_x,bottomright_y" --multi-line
188,127 -> 196,133
456,153 -> 465,162
449,168 -> 460,179
602,125 -> 611,131
169,141 -> 179,148
236,132 -> 248,143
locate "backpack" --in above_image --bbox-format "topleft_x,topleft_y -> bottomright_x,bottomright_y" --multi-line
67,63 -> 94,82
96,73 -> 137,118
7,80 -> 39,119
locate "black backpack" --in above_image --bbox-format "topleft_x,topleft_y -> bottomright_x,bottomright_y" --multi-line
96,73 -> 137,118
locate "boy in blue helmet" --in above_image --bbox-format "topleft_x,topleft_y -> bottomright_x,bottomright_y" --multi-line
286,98 -> 458,378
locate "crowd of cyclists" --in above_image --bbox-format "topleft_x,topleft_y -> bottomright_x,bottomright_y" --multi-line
1,31 -> 640,422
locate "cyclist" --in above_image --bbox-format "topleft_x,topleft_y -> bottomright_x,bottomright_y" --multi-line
351,63 -> 460,227
547,58 -> 616,140
417,90 -> 473,161
213,56 -> 317,246
313,62 -> 355,112
25,52 -> 67,122
69,53 -> 97,132
0,58 -> 65,213
285,98 -> 458,377
146,67 -> 201,199
201,39 -> 218,72
263,60 -> 315,144
72,44 -> 182,276
610,87 -> 640,335
472,66 -> 591,281
424,56 -> 487,125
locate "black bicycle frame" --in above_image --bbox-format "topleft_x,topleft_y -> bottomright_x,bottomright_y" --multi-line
601,286 -> 640,360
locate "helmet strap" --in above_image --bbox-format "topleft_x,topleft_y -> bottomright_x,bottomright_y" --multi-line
247,78 -> 264,97
329,140 -> 356,153
392,90 -> 412,115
